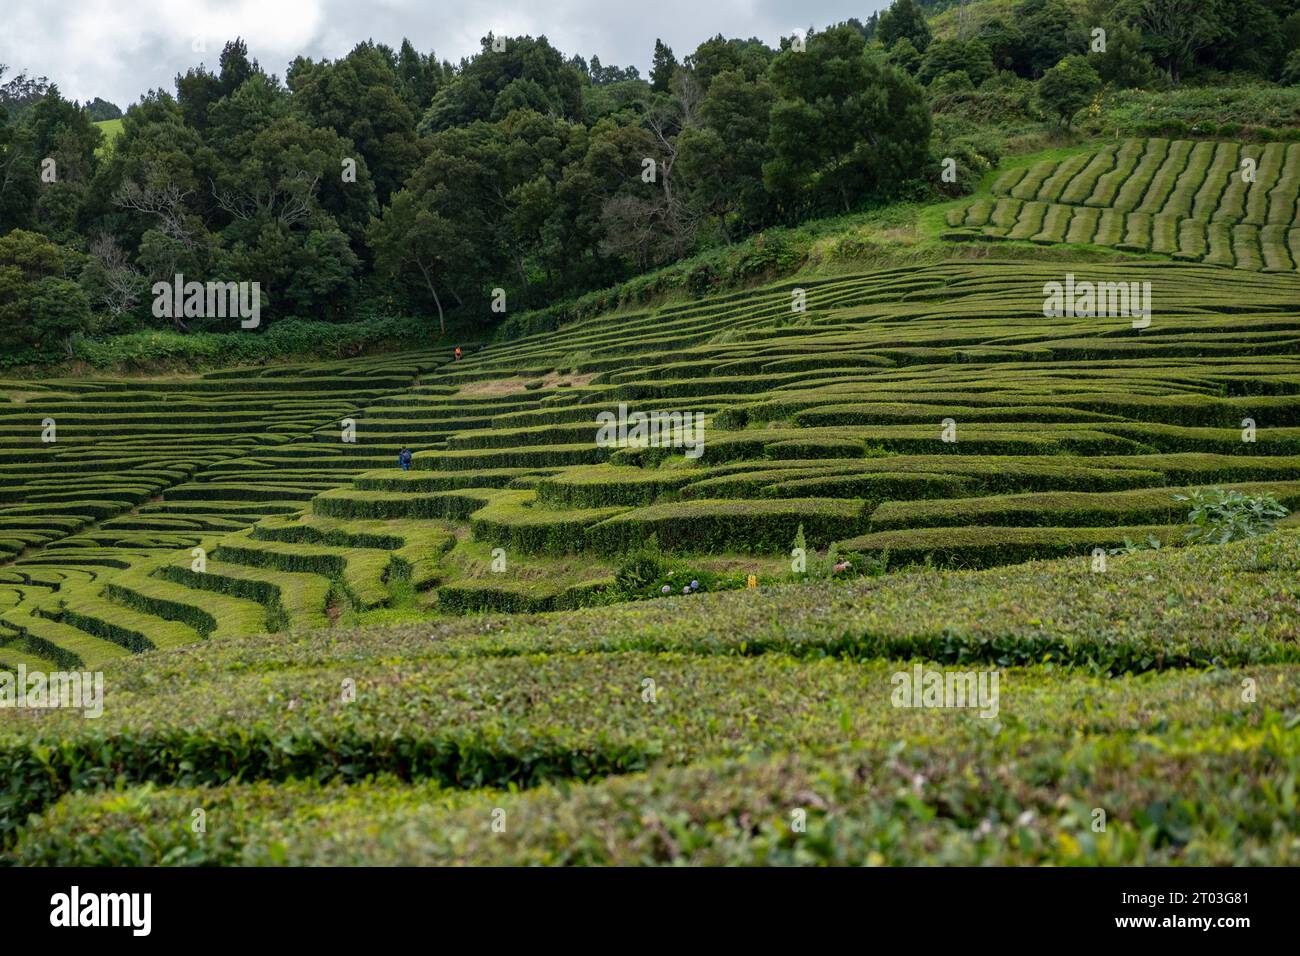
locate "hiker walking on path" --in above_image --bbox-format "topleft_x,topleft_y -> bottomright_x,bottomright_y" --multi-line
398,446 -> 413,471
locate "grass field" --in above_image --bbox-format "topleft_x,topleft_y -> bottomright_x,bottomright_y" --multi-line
2,137 -> 1300,864
92,117 -> 122,156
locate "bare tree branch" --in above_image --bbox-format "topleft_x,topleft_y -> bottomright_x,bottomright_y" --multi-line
113,172 -> 197,247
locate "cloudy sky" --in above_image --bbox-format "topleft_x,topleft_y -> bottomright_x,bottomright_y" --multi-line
2,0 -> 891,108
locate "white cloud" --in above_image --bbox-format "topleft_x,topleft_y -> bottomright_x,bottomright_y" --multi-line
2,0 -> 886,108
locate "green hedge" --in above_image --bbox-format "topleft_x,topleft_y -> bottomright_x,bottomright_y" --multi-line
0,653 -> 931,846
468,493 -> 627,555
15,710 -> 1300,865
436,578 -> 612,614
765,471 -> 970,501
535,465 -> 696,508
312,487 -> 496,521
839,524 -> 1180,568
868,481 -> 1300,531
585,498 -> 869,554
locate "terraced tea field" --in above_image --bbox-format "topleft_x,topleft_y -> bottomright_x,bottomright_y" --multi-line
4,257 -> 1300,673
0,351 -> 453,669
5,534 -> 1299,864
4,235 -> 1300,865
946,137 -> 1300,271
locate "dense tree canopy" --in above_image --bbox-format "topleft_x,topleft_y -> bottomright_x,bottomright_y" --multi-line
1,0 -> 1298,356
765,27 -> 931,216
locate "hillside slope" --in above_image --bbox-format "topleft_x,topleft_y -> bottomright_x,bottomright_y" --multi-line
4,531 -> 1298,864
5,256 -> 1300,669
947,137 -> 1300,271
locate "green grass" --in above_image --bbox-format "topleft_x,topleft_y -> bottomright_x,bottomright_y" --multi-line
93,118 -> 122,156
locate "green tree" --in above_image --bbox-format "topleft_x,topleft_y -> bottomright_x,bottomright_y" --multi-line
208,115 -> 369,318
1010,0 -> 1073,77
420,35 -> 584,133
1087,21 -> 1157,89
1125,0 -> 1224,85
84,98 -> 122,121
1037,54 -> 1101,126
0,68 -> 40,232
288,42 -> 421,203
218,38 -> 260,97
978,17 -> 1023,73
917,38 -> 995,86
764,26 -> 931,217
878,0 -> 932,53
1198,0 -> 1277,79
395,38 -> 445,113
684,35 -> 774,89
0,229 -> 92,354
651,39 -> 677,92
886,37 -> 923,76
368,187 -> 473,335
26,86 -> 104,241
88,91 -> 219,299
679,69 -> 775,240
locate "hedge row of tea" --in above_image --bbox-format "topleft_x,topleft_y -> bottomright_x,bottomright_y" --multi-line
5,534 -> 1299,863
0,351 -> 452,671
945,138 -> 1300,272
6,257 -> 1300,668
344,258 -> 1300,610
3,245 -> 1299,861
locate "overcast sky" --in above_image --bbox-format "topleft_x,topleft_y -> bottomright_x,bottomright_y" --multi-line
2,0 -> 892,108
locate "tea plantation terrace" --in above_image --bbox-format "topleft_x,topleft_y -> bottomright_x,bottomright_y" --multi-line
0,351 -> 454,668
4,259 -> 1300,669
5,531 -> 1300,864
947,137 -> 1300,272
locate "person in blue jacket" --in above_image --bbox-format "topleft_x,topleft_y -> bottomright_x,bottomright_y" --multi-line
398,446 -> 413,471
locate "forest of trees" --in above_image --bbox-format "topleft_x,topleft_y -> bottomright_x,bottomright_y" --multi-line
2,0 -> 1299,361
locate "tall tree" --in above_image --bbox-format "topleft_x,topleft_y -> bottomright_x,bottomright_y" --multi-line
1010,0 -> 1073,77
651,39 -> 677,92
26,86 -> 103,240
0,67 -> 40,231
678,68 -> 775,240
0,228 -> 92,354
395,39 -> 444,113
878,0 -> 933,53
288,42 -> 421,204
1126,0 -> 1224,85
1037,55 -> 1102,126
420,35 -> 584,132
764,26 -> 931,217
369,187 -> 472,335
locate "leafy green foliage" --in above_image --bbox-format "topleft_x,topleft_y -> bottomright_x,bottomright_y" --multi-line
765,26 -> 931,218
0,229 -> 92,353
1175,487 -> 1290,543
878,0 -> 933,53
1037,55 -> 1102,127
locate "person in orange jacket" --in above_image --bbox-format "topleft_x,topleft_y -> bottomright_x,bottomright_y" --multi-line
454,346 -> 463,361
